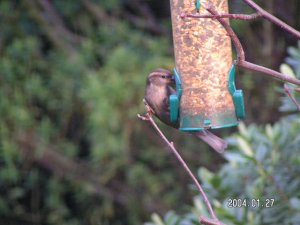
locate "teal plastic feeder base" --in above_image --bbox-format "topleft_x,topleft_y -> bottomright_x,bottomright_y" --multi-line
169,66 -> 245,131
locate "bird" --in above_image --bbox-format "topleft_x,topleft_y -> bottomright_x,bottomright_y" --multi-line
144,68 -> 228,154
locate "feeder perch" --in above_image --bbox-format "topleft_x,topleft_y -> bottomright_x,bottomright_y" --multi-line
169,0 -> 245,131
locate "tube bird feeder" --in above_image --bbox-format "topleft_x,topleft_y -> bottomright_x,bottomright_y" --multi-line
169,0 -> 245,131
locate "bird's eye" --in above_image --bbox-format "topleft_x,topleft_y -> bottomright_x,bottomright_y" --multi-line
162,76 -> 166,79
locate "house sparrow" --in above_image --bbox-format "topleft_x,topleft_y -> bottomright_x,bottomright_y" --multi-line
144,68 -> 228,154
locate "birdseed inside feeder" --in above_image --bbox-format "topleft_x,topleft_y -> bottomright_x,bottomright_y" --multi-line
169,0 -> 245,131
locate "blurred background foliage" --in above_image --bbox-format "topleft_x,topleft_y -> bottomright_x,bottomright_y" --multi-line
0,0 -> 299,225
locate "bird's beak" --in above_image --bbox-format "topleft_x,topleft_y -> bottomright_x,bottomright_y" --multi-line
169,75 -> 175,84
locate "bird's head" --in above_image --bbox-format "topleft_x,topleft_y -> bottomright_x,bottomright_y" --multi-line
147,68 -> 174,86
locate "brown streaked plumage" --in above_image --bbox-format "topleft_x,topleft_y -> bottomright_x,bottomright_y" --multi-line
145,68 -> 228,154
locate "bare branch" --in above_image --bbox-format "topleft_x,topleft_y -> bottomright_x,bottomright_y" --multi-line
204,5 -> 245,62
182,4 -> 300,87
243,0 -> 300,39
236,61 -> 300,85
200,216 -> 226,225
182,0 -> 300,39
206,5 -> 300,86
181,4 -> 245,62
181,12 -> 261,20
138,99 -> 225,224
283,83 -> 300,111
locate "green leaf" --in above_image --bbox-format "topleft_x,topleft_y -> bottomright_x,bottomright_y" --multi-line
236,136 -> 254,157
280,64 -> 296,78
152,214 -> 166,225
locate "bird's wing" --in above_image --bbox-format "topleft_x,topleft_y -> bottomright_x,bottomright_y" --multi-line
167,85 -> 176,95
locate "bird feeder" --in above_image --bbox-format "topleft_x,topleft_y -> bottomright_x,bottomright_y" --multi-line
169,0 -> 245,131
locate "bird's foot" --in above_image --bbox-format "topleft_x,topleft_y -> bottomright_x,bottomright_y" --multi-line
137,113 -> 149,121
143,99 -> 155,116
138,99 -> 155,121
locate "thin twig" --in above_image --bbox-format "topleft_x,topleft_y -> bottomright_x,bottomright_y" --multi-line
283,83 -> 300,111
236,60 -> 300,85
182,0 -> 300,39
183,4 -> 300,87
243,0 -> 300,39
207,5 -> 300,86
138,100 -> 225,225
181,12 -> 261,20
205,5 -> 245,61
200,216 -> 226,225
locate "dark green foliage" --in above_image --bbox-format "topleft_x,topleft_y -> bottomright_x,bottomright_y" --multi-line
0,1 -> 197,224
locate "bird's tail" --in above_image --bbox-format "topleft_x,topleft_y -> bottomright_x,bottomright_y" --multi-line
192,130 -> 228,154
